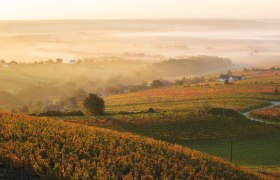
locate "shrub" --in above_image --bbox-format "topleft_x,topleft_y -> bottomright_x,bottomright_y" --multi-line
147,108 -> 155,113
151,80 -> 164,88
37,111 -> 62,116
35,111 -> 85,117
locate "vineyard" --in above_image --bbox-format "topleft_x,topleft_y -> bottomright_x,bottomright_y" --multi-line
61,112 -> 280,142
57,111 -> 280,176
1,15 -> 280,179
0,112 -> 270,179
1,69 -> 280,179
103,70 -> 280,119
252,105 -> 280,122
105,70 -> 280,113
50,70 -> 280,175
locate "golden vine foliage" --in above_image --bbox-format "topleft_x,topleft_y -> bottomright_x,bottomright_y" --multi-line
0,112 -> 271,179
252,106 -> 280,122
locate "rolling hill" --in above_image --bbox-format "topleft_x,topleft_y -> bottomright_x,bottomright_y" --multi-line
0,112 -> 270,179
151,56 -> 232,77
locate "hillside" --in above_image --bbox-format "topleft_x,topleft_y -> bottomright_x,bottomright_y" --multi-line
85,68 -> 280,172
0,60 -> 150,93
0,56 -> 233,110
151,56 -> 232,77
252,105 -> 280,122
0,112 -> 269,179
105,69 -> 280,112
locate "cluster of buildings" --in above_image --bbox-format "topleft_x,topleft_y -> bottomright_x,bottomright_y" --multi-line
219,74 -> 245,82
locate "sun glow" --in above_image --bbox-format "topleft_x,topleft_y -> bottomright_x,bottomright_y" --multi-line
0,0 -> 279,20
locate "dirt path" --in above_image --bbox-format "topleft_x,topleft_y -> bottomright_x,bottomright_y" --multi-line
242,101 -> 280,124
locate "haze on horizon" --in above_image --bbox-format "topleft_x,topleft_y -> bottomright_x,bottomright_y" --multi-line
1,0 -> 280,20
1,1 -> 280,66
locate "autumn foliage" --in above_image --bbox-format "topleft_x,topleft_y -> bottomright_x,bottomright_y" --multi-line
252,106 -> 280,122
0,112 -> 269,179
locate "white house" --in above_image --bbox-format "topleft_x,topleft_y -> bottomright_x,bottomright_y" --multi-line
219,75 -> 245,82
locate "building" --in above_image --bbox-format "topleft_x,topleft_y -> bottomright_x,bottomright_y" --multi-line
219,75 -> 244,82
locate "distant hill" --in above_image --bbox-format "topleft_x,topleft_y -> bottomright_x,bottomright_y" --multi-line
0,112 -> 268,179
0,56 -> 233,110
151,56 -> 232,77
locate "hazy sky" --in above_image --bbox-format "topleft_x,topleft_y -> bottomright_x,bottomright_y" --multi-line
1,0 -> 280,20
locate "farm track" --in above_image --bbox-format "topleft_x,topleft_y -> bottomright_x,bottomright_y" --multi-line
243,101 -> 280,124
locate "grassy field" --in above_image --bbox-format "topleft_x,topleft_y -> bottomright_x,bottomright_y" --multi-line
187,134 -> 280,178
186,134 -> 280,167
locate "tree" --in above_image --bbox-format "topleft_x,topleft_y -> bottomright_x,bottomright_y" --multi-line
56,58 -> 63,63
175,80 -> 184,86
9,61 -> 18,65
0,59 -> 6,64
192,77 -> 205,84
151,80 -> 164,88
46,59 -> 54,64
274,87 -> 279,94
147,108 -> 155,113
83,94 -> 105,115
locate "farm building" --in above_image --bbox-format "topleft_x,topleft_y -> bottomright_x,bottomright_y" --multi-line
219,75 -> 245,82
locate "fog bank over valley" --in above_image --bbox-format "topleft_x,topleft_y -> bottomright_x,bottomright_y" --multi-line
0,19 -> 280,66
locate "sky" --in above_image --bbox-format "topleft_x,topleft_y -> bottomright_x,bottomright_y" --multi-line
0,0 -> 280,20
